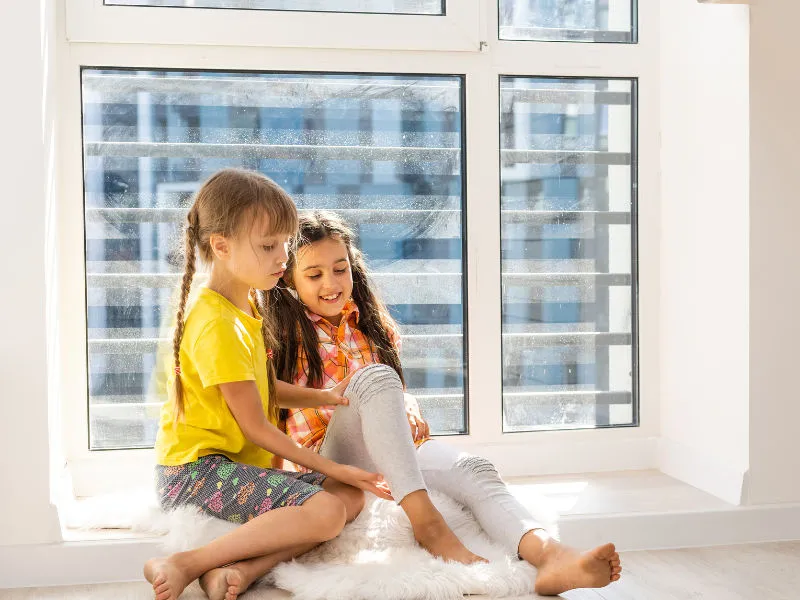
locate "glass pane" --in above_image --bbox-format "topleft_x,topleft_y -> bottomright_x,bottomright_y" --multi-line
104,0 -> 444,15
83,69 -> 466,450
499,0 -> 635,43
500,77 -> 637,432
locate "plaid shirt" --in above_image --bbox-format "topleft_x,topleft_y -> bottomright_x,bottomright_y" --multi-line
283,299 -> 427,471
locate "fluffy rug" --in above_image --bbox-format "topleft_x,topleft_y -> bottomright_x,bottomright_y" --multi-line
66,489 -> 558,600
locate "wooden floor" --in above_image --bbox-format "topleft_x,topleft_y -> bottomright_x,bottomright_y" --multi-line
2,542 -> 798,600
561,542 -> 800,600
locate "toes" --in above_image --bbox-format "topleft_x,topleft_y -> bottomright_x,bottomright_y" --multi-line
591,542 -> 617,560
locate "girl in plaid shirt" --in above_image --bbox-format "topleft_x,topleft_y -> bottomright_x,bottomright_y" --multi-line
266,211 -> 622,594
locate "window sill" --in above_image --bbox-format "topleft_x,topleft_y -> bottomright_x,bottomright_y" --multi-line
4,469 -> 796,588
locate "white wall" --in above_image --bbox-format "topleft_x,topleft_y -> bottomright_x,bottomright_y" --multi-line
658,0 -> 751,505
0,0 -> 62,545
748,0 -> 800,505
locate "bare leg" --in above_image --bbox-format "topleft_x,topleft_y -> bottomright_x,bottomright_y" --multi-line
400,490 -> 485,564
320,477 -> 365,523
143,491 -> 346,600
198,478 -> 364,600
518,530 -> 622,596
199,542 -> 317,600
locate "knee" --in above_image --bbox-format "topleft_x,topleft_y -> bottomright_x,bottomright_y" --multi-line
453,455 -> 501,483
306,491 -> 348,541
346,364 -> 402,404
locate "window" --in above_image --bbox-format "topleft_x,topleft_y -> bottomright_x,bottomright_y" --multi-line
499,77 -> 636,432
83,69 -> 466,450
63,0 -> 653,488
499,0 -> 636,42
104,0 -> 444,15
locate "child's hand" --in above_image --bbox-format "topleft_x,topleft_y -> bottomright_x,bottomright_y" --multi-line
320,370 -> 358,407
404,393 -> 430,442
335,464 -> 393,501
407,409 -> 430,443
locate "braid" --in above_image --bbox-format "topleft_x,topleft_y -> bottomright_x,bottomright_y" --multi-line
172,210 -> 198,422
252,289 -> 280,422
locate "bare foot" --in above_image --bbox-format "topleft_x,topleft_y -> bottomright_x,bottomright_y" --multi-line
200,564 -> 252,600
413,519 -> 487,565
533,541 -> 622,596
143,556 -> 194,600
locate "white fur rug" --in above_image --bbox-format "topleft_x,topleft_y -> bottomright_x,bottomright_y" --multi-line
66,489 -> 558,600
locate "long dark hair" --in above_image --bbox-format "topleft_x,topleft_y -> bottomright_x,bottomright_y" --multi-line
171,168 -> 297,423
267,210 -> 405,389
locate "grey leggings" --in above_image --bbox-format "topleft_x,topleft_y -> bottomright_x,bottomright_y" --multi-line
319,363 -> 541,555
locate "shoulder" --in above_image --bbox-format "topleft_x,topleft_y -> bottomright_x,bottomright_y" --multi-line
186,301 -> 252,354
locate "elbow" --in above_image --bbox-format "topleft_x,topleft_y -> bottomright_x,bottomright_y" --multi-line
238,419 -> 269,446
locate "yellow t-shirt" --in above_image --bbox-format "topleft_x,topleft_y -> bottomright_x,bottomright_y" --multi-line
155,287 -> 276,469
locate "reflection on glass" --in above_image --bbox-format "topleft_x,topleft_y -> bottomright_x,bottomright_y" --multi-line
499,0 -> 635,43
105,0 -> 443,15
500,77 -> 637,432
83,69 -> 465,449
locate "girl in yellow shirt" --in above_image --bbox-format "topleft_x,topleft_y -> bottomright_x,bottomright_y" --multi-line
144,169 -> 391,600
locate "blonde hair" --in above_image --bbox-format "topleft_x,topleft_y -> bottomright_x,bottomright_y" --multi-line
172,168 -> 298,422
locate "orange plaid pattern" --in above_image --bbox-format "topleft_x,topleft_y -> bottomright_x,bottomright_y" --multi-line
284,299 -> 425,471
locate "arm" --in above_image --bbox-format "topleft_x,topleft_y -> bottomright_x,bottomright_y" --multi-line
274,372 -> 354,409
274,380 -> 327,409
218,380 -> 391,499
220,380 -> 343,475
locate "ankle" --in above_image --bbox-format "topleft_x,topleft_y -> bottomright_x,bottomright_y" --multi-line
520,529 -> 560,566
172,551 -> 203,580
412,516 -> 449,540
229,562 -> 256,586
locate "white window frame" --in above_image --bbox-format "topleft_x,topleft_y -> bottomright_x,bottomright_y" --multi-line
65,0 -> 482,51
57,0 -> 661,497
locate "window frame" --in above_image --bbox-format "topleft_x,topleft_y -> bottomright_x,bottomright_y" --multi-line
497,74 -> 640,434
58,0 -> 661,497
65,0 -> 482,52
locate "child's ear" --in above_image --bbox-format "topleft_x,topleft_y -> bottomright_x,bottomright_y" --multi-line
209,233 -> 230,260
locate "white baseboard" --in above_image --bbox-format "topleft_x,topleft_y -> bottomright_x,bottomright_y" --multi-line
658,438 -> 747,505
460,435 -> 659,478
3,501 -> 799,590
559,502 -> 800,552
0,537 -> 161,589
